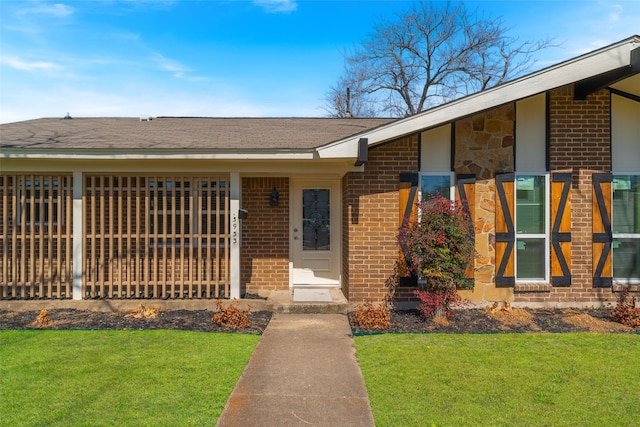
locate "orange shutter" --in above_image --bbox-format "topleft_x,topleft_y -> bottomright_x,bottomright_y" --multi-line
399,173 -> 418,283
456,174 -> 476,287
551,173 -> 572,286
495,173 -> 515,287
592,173 -> 612,287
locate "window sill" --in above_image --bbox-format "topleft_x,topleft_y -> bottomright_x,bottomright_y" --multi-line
613,284 -> 640,293
514,283 -> 552,293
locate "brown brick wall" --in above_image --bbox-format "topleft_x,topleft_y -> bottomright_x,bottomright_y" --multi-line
342,84 -> 624,305
240,177 -> 289,296
343,136 -> 419,303
515,85 -> 616,304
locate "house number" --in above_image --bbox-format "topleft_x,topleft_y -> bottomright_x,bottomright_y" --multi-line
232,214 -> 238,244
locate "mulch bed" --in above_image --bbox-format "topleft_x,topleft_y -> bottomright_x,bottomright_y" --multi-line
1,306 -> 637,335
349,307 -> 638,335
0,308 -> 272,334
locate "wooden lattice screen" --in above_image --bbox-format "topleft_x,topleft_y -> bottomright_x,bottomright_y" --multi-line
0,175 -> 73,299
84,175 -> 230,299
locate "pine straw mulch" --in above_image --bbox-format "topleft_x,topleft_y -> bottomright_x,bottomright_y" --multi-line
0,307 -> 272,334
349,306 -> 638,335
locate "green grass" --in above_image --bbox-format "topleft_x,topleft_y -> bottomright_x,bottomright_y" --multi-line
0,330 -> 259,426
355,333 -> 640,426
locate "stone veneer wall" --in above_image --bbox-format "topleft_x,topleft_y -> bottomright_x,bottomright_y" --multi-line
240,177 -> 290,297
342,135 -> 418,303
454,104 -> 515,302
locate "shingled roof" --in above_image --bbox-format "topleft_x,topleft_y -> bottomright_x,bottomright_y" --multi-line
0,117 -> 395,151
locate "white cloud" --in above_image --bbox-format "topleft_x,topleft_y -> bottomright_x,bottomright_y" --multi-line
1,55 -> 61,71
605,3 -> 623,23
253,0 -> 297,14
19,3 -> 74,17
111,31 -> 141,42
150,53 -> 190,78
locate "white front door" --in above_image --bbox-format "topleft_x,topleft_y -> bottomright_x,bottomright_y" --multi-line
291,180 -> 340,286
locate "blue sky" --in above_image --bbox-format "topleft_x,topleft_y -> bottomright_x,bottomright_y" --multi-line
1,0 -> 638,123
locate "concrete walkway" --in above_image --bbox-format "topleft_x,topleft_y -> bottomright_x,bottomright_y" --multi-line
216,313 -> 375,427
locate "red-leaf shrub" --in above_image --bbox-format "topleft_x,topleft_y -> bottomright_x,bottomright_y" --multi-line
398,194 -> 474,318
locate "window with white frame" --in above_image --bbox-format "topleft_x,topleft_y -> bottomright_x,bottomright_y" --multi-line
419,173 -> 454,201
18,179 -> 63,226
515,174 -> 549,281
612,175 -> 640,282
611,93 -> 640,283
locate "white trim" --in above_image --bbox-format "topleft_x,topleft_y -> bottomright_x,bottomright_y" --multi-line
0,150 -> 316,160
229,172 -> 241,299
72,171 -> 83,300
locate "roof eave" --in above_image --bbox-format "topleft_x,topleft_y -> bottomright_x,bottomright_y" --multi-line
0,148 -> 318,160
317,36 -> 640,158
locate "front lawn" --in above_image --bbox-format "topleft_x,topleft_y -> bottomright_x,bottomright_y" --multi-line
355,333 -> 640,426
0,330 -> 259,426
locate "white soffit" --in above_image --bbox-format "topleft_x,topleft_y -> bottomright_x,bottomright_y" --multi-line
317,37 -> 640,159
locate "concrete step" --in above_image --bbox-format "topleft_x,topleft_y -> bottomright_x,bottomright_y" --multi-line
266,288 -> 349,314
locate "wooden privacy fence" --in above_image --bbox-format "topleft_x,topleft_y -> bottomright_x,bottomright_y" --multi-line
84,175 -> 230,299
0,175 -> 73,299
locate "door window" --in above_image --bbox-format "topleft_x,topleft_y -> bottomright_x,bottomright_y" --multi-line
302,189 -> 330,251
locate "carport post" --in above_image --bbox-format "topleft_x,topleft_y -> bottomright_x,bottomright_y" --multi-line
72,171 -> 83,300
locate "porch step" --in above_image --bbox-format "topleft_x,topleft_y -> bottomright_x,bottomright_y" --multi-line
266,288 -> 349,314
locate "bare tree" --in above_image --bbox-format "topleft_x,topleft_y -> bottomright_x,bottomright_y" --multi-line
323,69 -> 378,118
324,1 -> 552,117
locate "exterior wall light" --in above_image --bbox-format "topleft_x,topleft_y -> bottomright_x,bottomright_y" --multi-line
270,187 -> 279,206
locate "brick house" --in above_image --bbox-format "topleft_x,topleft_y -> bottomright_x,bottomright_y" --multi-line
1,36 -> 638,306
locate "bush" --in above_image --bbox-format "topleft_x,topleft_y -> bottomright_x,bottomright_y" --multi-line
414,287 -> 465,319
212,300 -> 252,329
351,301 -> 391,330
398,194 -> 474,318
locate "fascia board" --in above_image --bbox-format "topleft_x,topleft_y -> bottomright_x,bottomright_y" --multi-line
0,150 -> 316,160
317,38 -> 639,158
0,158 -> 360,176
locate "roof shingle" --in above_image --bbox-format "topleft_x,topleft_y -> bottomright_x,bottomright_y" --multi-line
0,117 -> 396,151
